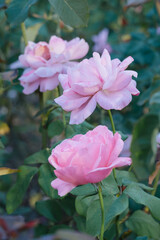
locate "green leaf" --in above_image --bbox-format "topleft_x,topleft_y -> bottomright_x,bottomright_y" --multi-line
150,92 -> 160,105
6,0 -> 38,26
6,165 -> 38,214
55,229 -> 95,240
0,139 -> 4,149
131,114 -> 159,180
117,131 -> 128,141
115,170 -> 137,186
126,210 -> 160,240
124,183 -> 160,220
38,164 -> 59,199
105,194 -> 129,229
48,0 -> 89,28
71,184 -> 97,196
25,22 -> 43,42
24,149 -> 50,165
75,194 -> 98,217
48,120 -> 64,138
86,194 -> 115,236
36,199 -> 64,222
102,173 -> 119,195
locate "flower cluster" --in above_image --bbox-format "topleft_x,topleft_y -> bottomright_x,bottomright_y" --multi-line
18,34 -> 140,197
18,36 -> 89,94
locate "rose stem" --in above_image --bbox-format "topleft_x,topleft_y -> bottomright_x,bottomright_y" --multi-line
39,92 -> 48,149
107,110 -> 118,184
107,110 -> 120,240
98,183 -> 105,240
21,22 -> 28,46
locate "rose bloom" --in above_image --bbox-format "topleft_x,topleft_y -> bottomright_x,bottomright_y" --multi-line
49,125 -> 132,196
55,49 -> 140,124
18,36 -> 89,94
92,28 -> 112,54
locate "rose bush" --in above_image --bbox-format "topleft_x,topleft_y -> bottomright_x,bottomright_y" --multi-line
49,125 -> 131,196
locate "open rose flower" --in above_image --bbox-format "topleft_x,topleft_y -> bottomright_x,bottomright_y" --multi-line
55,49 -> 140,124
49,125 -> 132,196
18,36 -> 89,94
92,28 -> 112,54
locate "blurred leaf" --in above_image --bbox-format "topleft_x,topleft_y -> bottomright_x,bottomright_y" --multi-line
48,0 -> 89,28
24,149 -> 50,165
36,199 -> 64,222
6,165 -> 38,214
55,230 -> 95,240
34,104 -> 58,118
131,114 -> 159,180
0,139 -> 4,149
105,194 -> 128,229
0,70 -> 18,81
149,162 -> 160,185
124,0 -> 151,8
150,92 -> 160,105
86,194 -> 115,236
126,210 -> 160,239
25,22 -> 43,42
0,167 -> 20,176
124,183 -> 160,220
38,164 -> 59,199
0,122 -> 10,135
6,0 -> 38,26
48,120 -> 64,138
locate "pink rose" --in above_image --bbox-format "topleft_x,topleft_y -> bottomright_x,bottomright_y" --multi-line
18,36 -> 89,94
49,125 -> 132,196
92,29 -> 112,54
55,49 -> 140,124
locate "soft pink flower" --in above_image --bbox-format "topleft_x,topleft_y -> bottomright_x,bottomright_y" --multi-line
49,125 -> 132,196
55,49 -> 140,124
92,29 -> 112,54
18,36 -> 89,94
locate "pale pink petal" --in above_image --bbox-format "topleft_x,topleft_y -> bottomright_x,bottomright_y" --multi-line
127,80 -> 140,95
59,74 -> 70,90
51,178 -> 76,197
69,96 -> 97,124
19,69 -> 38,83
10,60 -> 24,69
109,157 -> 132,168
72,82 -> 101,96
21,80 -> 39,95
49,36 -> 66,54
118,56 -> 134,71
86,167 -> 113,183
107,133 -> 124,165
35,65 -> 62,78
108,71 -> 133,91
65,38 -> 89,60
39,74 -> 59,92
96,89 -> 132,110
55,89 -> 90,111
